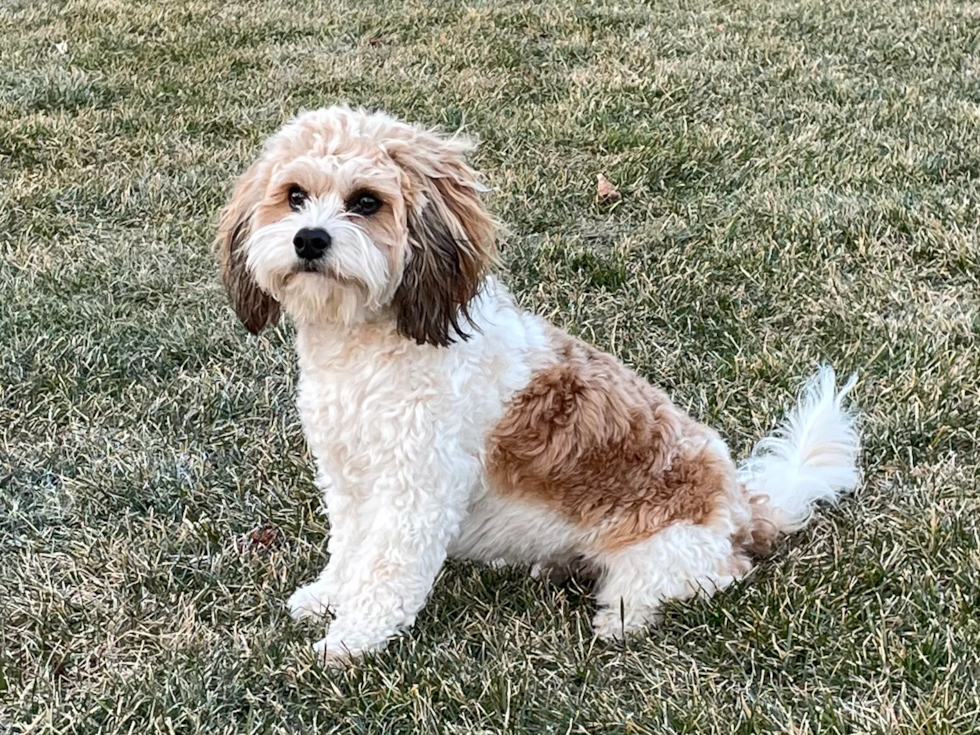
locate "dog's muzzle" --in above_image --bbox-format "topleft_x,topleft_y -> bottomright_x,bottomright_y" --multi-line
294,227 -> 332,262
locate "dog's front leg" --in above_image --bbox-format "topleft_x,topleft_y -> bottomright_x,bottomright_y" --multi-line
312,467 -> 471,662
287,477 -> 360,621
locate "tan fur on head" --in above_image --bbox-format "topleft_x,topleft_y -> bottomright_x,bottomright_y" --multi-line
216,161 -> 282,334
214,106 -> 496,346
387,132 -> 497,346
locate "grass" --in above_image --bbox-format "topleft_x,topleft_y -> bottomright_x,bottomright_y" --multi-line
1,0 -> 979,732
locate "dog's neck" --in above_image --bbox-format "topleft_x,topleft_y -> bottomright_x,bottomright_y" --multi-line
294,316 -> 437,374
291,278 -> 508,372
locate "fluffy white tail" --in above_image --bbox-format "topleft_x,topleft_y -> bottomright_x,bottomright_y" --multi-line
737,366 -> 861,534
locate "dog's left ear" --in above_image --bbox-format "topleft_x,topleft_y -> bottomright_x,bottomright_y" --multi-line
216,161 -> 281,334
389,129 -> 497,347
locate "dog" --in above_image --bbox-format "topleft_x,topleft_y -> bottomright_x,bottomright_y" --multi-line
216,106 -> 861,662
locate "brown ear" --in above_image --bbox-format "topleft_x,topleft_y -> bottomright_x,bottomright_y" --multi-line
216,162 -> 280,334
390,131 -> 497,347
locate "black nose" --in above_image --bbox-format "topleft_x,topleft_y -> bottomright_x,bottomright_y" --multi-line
293,228 -> 332,260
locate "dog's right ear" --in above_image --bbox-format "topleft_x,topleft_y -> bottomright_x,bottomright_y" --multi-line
216,161 -> 280,334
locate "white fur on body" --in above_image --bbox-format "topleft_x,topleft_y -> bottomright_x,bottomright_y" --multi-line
288,279 -> 555,654
287,277 -> 861,657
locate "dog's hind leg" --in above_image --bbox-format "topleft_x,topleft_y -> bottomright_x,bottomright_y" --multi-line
590,522 -> 751,639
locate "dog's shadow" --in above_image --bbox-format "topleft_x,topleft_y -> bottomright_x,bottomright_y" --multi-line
410,560 -> 598,647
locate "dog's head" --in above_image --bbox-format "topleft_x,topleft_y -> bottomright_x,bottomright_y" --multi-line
217,106 -> 496,346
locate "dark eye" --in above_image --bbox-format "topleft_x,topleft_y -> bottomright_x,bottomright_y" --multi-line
287,185 -> 307,211
347,192 -> 382,216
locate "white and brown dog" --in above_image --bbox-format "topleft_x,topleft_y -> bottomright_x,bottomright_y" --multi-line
217,106 -> 860,662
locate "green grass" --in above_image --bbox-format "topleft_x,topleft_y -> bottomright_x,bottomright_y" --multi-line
2,0 -> 979,732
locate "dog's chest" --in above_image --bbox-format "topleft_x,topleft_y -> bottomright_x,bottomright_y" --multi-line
293,324 -> 526,492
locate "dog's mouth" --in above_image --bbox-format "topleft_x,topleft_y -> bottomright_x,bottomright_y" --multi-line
281,261 -> 327,287
281,261 -> 365,293
290,258 -> 326,276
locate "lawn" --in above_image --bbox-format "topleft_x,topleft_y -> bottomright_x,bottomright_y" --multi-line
2,0 -> 979,732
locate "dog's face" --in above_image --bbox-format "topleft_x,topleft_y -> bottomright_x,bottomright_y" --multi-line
217,107 -> 496,346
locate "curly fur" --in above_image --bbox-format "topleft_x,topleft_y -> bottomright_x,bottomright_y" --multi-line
217,106 -> 862,661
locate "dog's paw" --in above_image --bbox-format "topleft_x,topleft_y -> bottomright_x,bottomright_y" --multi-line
287,583 -> 332,621
312,638 -> 353,668
592,606 -> 662,640
592,609 -> 627,640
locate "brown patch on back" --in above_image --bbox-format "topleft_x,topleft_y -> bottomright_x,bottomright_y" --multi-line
486,330 -> 738,552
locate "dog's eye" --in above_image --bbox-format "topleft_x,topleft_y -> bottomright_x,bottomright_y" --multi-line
287,186 -> 307,211
348,193 -> 382,216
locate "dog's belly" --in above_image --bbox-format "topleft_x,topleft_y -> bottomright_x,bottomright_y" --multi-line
449,485 -> 590,566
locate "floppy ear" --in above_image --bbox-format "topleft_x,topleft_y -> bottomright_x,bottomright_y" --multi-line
390,130 -> 497,347
216,161 -> 280,334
